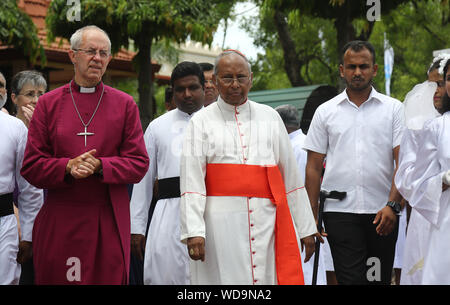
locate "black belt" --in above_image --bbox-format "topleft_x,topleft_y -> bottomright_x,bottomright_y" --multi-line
157,177 -> 180,200
0,192 -> 14,217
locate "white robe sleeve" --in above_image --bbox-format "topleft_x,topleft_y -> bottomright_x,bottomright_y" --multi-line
409,120 -> 447,226
16,125 -> 44,242
275,115 -> 317,240
395,128 -> 420,202
180,116 -> 208,243
130,124 -> 157,235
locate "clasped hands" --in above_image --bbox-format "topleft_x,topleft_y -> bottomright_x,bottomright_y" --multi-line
66,149 -> 102,179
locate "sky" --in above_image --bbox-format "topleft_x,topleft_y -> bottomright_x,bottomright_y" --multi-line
212,2 -> 264,61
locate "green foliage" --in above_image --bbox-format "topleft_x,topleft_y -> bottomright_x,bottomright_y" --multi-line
46,0 -> 234,53
247,0 -> 450,102
244,3 -> 339,89
370,0 -> 450,101
0,0 -> 45,64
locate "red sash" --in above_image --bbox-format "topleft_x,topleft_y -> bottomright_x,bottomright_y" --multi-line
205,163 -> 304,285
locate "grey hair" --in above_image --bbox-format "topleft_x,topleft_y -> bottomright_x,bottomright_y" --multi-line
11,70 -> 47,95
0,71 -> 5,81
70,25 -> 111,52
214,50 -> 252,75
275,104 -> 300,128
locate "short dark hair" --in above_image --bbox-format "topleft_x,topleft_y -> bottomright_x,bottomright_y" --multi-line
439,59 -> 450,114
341,40 -> 376,65
198,62 -> 214,72
170,61 -> 205,88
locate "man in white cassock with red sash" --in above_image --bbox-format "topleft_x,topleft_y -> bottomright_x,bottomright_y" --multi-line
20,25 -> 148,285
180,50 -> 318,285
130,61 -> 205,284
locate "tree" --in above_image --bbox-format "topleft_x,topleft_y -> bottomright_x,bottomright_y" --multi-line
46,0 -> 235,129
370,0 -> 450,101
0,0 -> 45,64
250,0 -> 408,89
244,1 -> 338,89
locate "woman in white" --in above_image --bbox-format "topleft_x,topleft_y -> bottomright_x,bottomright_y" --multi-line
406,56 -> 450,284
394,56 -> 445,285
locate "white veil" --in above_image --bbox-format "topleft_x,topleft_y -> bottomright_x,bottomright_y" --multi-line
403,80 -> 440,130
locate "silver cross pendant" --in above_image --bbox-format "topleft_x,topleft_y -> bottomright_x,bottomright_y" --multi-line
77,126 -> 94,147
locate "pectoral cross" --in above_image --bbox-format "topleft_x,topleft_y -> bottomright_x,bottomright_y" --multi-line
77,126 -> 94,147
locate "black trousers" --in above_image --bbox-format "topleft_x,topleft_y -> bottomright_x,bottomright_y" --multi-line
323,212 -> 399,285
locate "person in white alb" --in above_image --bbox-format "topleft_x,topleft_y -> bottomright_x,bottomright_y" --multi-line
404,57 -> 450,284
0,77 -> 44,283
180,50 -> 318,285
304,40 -> 405,285
394,55 -> 445,285
130,62 -> 205,284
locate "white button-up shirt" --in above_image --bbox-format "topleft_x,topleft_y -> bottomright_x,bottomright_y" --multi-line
303,87 -> 404,214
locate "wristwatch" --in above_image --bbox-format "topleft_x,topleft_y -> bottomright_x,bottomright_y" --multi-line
386,201 -> 401,214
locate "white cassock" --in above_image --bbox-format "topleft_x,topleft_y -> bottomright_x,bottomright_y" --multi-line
289,129 -> 327,285
180,97 -> 317,285
407,113 -> 450,284
0,112 -> 43,284
130,108 -> 196,284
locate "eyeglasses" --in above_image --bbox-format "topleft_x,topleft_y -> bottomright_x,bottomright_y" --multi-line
73,48 -> 110,59
18,91 -> 44,99
218,76 -> 250,85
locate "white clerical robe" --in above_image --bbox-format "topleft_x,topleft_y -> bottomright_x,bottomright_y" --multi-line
0,112 -> 43,284
395,128 -> 432,284
131,108 -> 196,284
180,97 -> 317,285
407,113 -> 450,284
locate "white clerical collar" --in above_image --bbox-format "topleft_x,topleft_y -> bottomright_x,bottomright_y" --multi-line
71,80 -> 102,94
80,86 -> 96,93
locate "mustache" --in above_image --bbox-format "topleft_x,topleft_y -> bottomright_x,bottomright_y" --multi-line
352,76 -> 364,81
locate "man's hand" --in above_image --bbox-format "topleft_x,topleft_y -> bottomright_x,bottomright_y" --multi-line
131,234 -> 146,261
300,234 -> 321,263
187,236 -> 205,261
66,149 -> 102,179
17,241 -> 33,264
373,206 -> 397,236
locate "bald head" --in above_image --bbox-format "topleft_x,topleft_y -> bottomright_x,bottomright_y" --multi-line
212,51 -> 253,106
214,50 -> 251,76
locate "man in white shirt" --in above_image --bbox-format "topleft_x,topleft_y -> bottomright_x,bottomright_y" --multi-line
199,62 -> 219,107
0,102 -> 44,284
304,40 -> 404,285
130,61 -> 205,284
